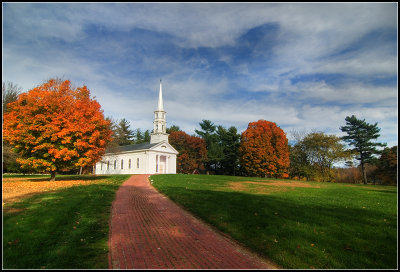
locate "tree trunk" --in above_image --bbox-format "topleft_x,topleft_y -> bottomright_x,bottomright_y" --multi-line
50,171 -> 56,181
360,162 -> 367,184
79,166 -> 83,175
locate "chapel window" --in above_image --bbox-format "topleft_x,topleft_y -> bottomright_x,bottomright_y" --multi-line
137,158 -> 140,168
129,159 -> 131,169
114,160 -> 117,169
121,159 -> 124,169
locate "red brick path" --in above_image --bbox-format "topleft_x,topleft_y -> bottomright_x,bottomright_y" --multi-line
108,174 -> 278,269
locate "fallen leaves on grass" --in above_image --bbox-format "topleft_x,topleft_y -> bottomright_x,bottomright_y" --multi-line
2,178 -> 109,206
227,180 -> 320,195
344,244 -> 352,251
7,239 -> 19,246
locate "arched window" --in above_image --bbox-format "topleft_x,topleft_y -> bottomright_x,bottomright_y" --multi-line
107,161 -> 110,170
121,159 -> 124,169
129,159 -> 131,169
100,162 -> 103,170
114,160 -> 117,169
137,158 -> 140,168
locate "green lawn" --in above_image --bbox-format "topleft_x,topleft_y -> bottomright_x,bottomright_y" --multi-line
3,174 -> 130,269
150,174 -> 398,269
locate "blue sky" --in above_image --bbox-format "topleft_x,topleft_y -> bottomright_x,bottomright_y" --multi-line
2,3 -> 398,147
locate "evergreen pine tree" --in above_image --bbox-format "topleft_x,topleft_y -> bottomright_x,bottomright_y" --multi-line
135,128 -> 145,144
143,130 -> 151,143
340,115 -> 386,184
217,125 -> 240,176
115,118 -> 135,146
195,120 -> 223,173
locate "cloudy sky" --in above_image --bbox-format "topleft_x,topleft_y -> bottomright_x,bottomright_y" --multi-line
3,3 -> 398,147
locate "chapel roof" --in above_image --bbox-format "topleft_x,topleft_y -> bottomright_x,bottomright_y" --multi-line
105,142 -> 158,154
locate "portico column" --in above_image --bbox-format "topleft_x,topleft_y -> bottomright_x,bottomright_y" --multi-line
157,154 -> 160,173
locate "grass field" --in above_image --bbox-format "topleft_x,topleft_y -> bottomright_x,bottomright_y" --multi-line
3,174 -> 130,269
150,174 -> 398,269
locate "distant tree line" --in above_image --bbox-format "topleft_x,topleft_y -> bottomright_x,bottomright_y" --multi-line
119,113 -> 395,184
3,80 -> 397,185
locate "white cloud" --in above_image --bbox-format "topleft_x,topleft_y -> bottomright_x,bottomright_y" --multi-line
5,3 -> 396,49
3,2 -> 397,147
3,4 -> 83,43
314,52 -> 397,77
291,81 -> 397,105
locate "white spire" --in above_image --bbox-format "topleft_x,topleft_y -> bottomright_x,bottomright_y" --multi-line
150,79 -> 169,144
157,79 -> 164,111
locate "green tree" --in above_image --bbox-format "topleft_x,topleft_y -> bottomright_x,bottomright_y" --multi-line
166,125 -> 181,133
104,117 -> 121,153
288,130 -> 314,180
373,146 -> 397,185
114,118 -> 135,146
301,132 -> 351,182
340,115 -> 386,184
143,129 -> 151,143
135,128 -> 145,144
195,120 -> 216,144
195,120 -> 223,173
217,125 -> 240,175
289,143 -> 314,180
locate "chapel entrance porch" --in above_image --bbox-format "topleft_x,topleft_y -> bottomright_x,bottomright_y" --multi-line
155,154 -> 167,174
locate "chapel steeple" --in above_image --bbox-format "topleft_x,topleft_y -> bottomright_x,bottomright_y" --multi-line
150,80 -> 169,144
157,79 -> 164,111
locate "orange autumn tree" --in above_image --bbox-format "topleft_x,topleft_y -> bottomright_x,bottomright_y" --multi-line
239,120 -> 290,178
3,79 -> 112,181
169,131 -> 207,174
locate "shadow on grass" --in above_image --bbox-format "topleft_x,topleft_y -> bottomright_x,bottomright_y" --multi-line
3,175 -> 129,269
155,186 -> 397,269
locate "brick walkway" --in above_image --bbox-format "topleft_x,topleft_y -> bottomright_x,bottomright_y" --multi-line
108,174 -> 278,269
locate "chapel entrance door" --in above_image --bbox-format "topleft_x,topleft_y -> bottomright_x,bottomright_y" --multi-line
160,155 -> 166,174
157,155 -> 167,174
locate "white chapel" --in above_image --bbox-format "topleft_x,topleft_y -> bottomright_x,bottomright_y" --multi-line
94,81 -> 178,175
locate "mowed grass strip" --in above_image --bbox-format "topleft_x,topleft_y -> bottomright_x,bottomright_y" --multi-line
150,174 -> 397,269
3,174 -> 130,269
